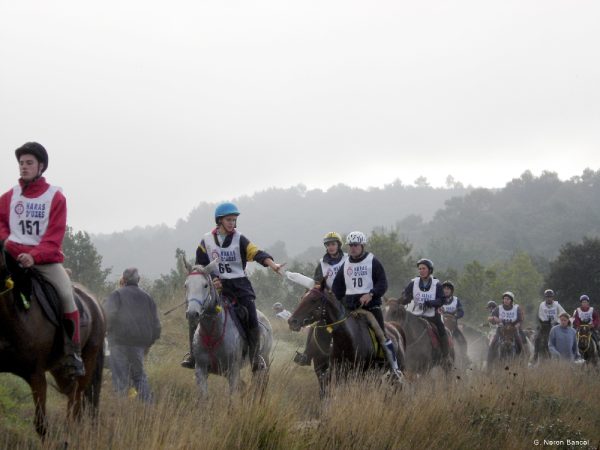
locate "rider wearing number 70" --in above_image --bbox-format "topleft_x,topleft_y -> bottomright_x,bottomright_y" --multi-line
180,202 -> 284,371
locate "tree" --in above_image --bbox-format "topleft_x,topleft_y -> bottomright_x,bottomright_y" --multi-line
489,251 -> 544,322
63,226 -> 111,295
457,260 -> 498,325
546,238 -> 600,314
368,228 -> 414,296
150,248 -> 191,306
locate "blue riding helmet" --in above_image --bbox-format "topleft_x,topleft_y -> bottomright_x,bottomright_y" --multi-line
215,202 -> 240,224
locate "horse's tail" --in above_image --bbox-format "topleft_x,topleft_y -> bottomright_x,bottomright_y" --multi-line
84,341 -> 104,413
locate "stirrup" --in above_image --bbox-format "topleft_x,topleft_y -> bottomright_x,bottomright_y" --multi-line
293,351 -> 311,366
63,354 -> 85,378
180,352 -> 195,369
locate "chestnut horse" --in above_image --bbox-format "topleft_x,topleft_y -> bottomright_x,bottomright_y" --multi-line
0,248 -> 106,437
288,285 -> 404,396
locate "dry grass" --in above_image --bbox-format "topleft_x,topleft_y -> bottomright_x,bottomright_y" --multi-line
2,296 -> 600,450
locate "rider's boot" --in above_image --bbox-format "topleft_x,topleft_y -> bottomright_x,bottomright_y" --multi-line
180,321 -> 196,369
383,339 -> 403,383
293,329 -> 313,366
248,326 -> 266,372
62,310 -> 85,378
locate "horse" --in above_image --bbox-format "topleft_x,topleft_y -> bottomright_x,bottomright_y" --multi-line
442,312 -> 470,368
288,285 -> 404,396
576,324 -> 598,365
0,248 -> 106,437
533,322 -> 553,363
385,298 -> 453,374
183,260 -> 273,399
299,325 -> 333,399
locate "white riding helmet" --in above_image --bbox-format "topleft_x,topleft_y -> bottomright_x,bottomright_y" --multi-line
346,231 -> 367,245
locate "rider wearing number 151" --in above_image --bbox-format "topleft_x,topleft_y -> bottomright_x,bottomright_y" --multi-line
0,142 -> 84,378
180,202 -> 283,371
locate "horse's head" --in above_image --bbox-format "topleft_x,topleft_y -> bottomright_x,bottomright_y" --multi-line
577,324 -> 592,351
443,313 -> 458,332
184,259 -> 219,324
288,286 -> 327,332
384,297 -> 406,323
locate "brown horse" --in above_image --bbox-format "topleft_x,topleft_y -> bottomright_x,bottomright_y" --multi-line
385,298 -> 453,374
576,324 -> 598,365
0,249 -> 106,437
288,286 -> 404,396
442,313 -> 469,368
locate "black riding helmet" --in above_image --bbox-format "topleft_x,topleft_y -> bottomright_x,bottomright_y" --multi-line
15,142 -> 49,173
442,280 -> 455,291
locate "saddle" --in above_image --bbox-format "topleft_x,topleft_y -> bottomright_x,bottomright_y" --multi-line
221,294 -> 249,344
4,252 -> 88,330
351,309 -> 387,361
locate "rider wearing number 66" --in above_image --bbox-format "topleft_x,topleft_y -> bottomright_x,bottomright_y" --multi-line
180,202 -> 284,371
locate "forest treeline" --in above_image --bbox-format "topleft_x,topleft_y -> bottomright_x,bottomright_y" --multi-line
91,169 -> 600,281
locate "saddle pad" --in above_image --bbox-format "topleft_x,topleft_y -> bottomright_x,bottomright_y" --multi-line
367,327 -> 385,360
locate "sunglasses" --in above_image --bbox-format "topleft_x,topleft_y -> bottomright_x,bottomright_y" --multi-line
348,243 -> 362,247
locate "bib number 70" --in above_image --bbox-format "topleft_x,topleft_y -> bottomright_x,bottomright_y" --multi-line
352,277 -> 363,288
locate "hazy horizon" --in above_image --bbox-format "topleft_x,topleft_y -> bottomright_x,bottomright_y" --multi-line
2,1 -> 598,235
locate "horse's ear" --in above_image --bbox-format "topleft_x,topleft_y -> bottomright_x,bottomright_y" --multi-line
319,279 -> 327,292
181,253 -> 193,274
203,258 -> 219,274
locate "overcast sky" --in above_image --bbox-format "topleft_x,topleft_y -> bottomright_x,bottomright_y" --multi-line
1,1 -> 599,234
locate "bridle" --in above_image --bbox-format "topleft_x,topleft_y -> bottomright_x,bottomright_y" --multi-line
187,270 -> 219,317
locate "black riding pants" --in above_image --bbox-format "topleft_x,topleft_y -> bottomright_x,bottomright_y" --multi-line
425,314 -> 447,338
234,294 -> 259,330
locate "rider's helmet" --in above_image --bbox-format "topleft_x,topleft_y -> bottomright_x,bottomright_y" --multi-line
15,142 -> 49,173
323,232 -> 343,247
442,280 -> 455,292
346,231 -> 367,246
580,294 -> 590,303
502,291 -> 515,302
543,289 -> 555,298
487,300 -> 497,310
214,202 -> 240,224
416,258 -> 434,274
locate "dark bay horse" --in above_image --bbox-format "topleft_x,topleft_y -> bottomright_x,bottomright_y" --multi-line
442,313 -> 469,368
0,249 -> 106,437
385,298 -> 453,374
288,285 -> 404,396
576,324 -> 598,365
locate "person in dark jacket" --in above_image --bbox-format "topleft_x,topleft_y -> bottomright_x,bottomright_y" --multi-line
331,231 -> 402,380
181,202 -> 283,371
105,267 -> 161,402
401,259 -> 450,362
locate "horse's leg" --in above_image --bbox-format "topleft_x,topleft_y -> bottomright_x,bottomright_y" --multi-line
28,372 -> 49,437
195,365 -> 209,400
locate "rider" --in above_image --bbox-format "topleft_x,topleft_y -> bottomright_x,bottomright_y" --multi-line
294,231 -> 346,366
331,231 -> 402,379
0,142 -> 84,378
401,259 -> 450,363
572,294 -> 600,348
487,291 -> 524,366
532,289 -> 566,364
272,302 -> 291,321
441,280 -> 467,356
180,202 -> 284,371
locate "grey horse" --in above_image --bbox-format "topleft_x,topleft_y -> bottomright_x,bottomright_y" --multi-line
184,260 -> 273,399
